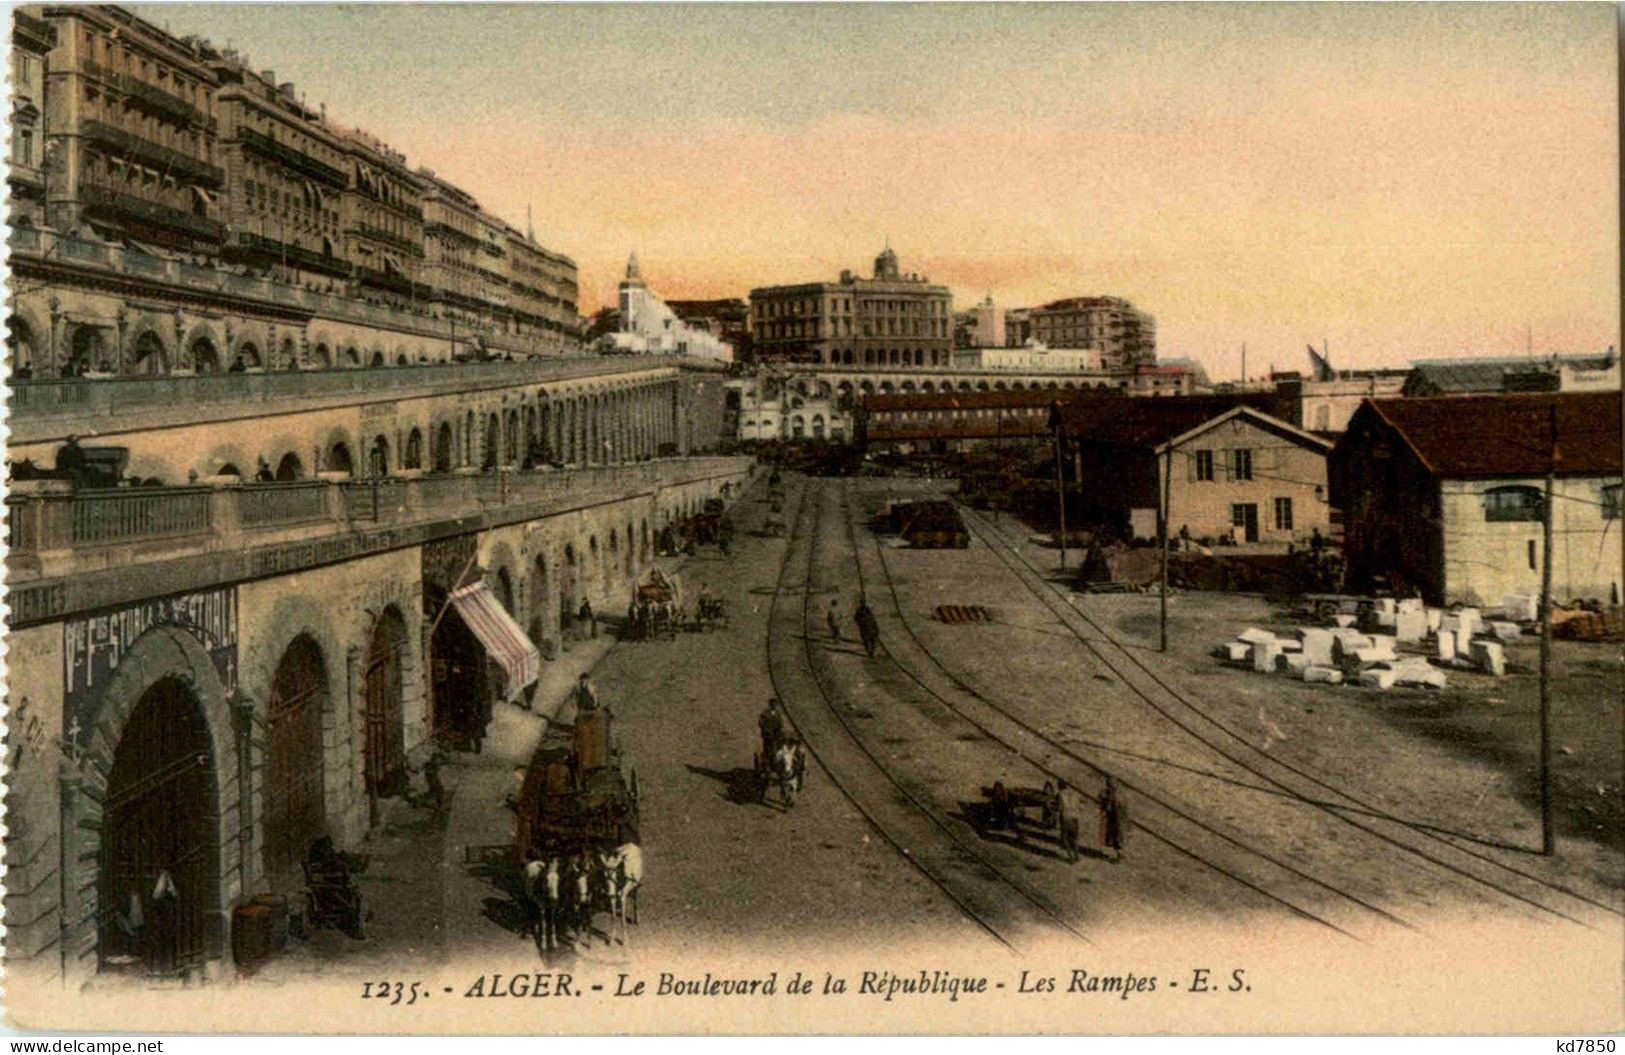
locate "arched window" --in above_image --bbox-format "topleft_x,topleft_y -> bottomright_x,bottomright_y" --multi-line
1483,485 -> 1542,523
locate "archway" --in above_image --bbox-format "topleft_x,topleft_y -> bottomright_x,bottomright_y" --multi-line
370,349 -> 385,367
483,414 -> 500,470
361,608 -> 408,802
495,567 -> 515,616
68,324 -> 106,376
189,336 -> 220,374
275,452 -> 304,481
311,344 -> 333,369
369,435 -> 390,477
433,422 -> 454,472
264,636 -> 328,892
327,441 -> 354,477
812,415 -> 826,439
430,592 -> 487,750
130,330 -> 168,376
588,536 -> 600,597
342,345 -> 361,368
561,543 -> 578,641
625,520 -> 635,578
100,677 -> 217,976
233,341 -> 261,371
606,530 -> 618,593
532,554 -> 551,645
6,315 -> 37,377
405,428 -> 423,470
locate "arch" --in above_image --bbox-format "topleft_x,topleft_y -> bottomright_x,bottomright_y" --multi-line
494,566 -> 516,615
100,677 -> 219,975
361,607 -> 408,801
464,411 -> 476,467
279,336 -> 298,370
188,334 -> 221,374
859,381 -> 875,396
311,343 -> 334,369
531,552 -> 552,644
790,414 -> 806,439
605,529 -> 618,593
624,519 -> 636,577
275,452 -> 304,481
920,381 -> 936,393
215,462 -> 241,478
232,340 -> 261,370
6,313 -> 38,376
977,381 -> 991,392
368,434 -> 390,477
82,625 -> 234,978
901,381 -> 916,393
263,635 -> 330,892
958,381 -> 972,391
562,542 -> 579,638
506,410 -> 520,466
433,422 -> 454,473
67,324 -> 107,376
483,413 -> 500,470
878,381 -> 895,394
326,440 -> 354,477
404,428 -> 424,471
370,349 -> 386,367
341,345 -> 361,368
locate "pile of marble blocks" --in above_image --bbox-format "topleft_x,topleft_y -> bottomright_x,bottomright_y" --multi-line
1215,624 -> 1452,690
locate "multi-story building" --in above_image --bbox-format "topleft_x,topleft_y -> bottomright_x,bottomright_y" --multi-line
417,168 -> 505,352
342,127 -> 424,306
1022,296 -> 1156,370
1004,307 -> 1032,348
749,247 -> 953,368
503,220 -> 579,351
9,8 -> 56,231
667,298 -> 750,359
952,342 -> 1102,374
38,5 -> 225,254
210,53 -> 352,297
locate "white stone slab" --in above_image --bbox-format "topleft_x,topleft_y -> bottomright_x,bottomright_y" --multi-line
1296,628 -> 1334,666
1251,641 -> 1283,673
1471,640 -> 1506,677
1394,609 -> 1428,643
1359,669 -> 1397,690
1281,652 -> 1314,676
1426,608 -> 1444,633
1435,633 -> 1456,662
1304,665 -> 1344,685
1490,621 -> 1521,641
1237,627 -> 1276,645
1332,614 -> 1358,629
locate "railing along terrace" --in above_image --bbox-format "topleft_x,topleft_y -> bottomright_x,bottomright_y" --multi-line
7,457 -> 751,562
9,228 -> 582,370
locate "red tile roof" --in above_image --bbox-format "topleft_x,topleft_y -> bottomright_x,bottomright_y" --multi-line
1363,392 -> 1623,477
1050,393 -> 1295,448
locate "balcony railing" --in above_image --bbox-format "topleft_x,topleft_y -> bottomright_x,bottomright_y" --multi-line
117,73 -> 213,130
79,180 -> 225,242
6,457 -> 753,571
237,127 -> 346,188
80,120 -> 224,187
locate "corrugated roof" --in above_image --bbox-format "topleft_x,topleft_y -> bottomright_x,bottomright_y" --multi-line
1404,354 -> 1615,395
1364,392 -> 1622,477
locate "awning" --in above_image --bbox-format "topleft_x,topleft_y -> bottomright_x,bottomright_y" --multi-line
449,582 -> 540,700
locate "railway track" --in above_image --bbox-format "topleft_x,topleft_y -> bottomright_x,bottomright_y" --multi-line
838,482 -> 1387,940
951,498 -> 1620,931
763,480 -> 1087,954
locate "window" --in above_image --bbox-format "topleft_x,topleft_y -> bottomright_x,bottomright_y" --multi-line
15,129 -> 33,167
1274,497 -> 1293,531
1195,450 -> 1214,482
1603,484 -> 1621,521
1483,485 -> 1543,523
1231,448 -> 1253,481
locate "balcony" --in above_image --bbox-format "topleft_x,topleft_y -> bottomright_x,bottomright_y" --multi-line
353,222 -> 425,258
237,127 -> 346,188
78,180 -> 225,243
80,119 -> 224,187
227,231 -> 353,278
117,73 -> 213,130
5,456 -> 753,590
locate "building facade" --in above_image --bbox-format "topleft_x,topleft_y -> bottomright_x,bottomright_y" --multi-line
1331,392 -> 1623,605
9,8 -> 56,230
952,342 -> 1102,374
1022,296 -> 1155,370
954,294 -> 1005,349
749,247 -> 952,368
601,254 -> 732,362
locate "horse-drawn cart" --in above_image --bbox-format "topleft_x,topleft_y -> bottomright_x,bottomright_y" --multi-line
628,569 -> 682,641
514,710 -> 640,861
971,781 -> 1080,862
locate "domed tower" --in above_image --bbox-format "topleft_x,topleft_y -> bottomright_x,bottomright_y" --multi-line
873,245 -> 900,281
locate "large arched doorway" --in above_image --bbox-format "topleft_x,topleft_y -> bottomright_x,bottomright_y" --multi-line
404,428 -> 423,471
189,336 -> 220,374
100,678 -> 217,977
429,591 -> 488,750
561,543 -> 578,642
264,636 -> 328,892
7,315 -> 37,377
368,435 -> 390,477
275,452 -> 304,481
362,609 -> 408,806
327,441 -> 354,477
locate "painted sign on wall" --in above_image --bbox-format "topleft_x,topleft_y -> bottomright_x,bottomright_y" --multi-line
63,587 -> 238,739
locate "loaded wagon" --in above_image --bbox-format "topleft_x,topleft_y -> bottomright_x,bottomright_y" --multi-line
514,709 -> 640,861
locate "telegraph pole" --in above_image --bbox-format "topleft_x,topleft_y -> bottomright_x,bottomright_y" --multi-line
1053,425 -> 1067,570
1538,400 -> 1557,855
1159,445 -> 1172,652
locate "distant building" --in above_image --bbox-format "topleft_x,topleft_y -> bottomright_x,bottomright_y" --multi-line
1004,307 -> 1032,348
1129,359 -> 1208,397
954,294 -> 1005,349
1331,392 -> 1623,605
1051,394 -> 1319,544
1403,352 -> 1620,397
9,9 -> 55,230
1022,296 -> 1155,370
730,373 -> 848,442
857,388 -> 1061,452
952,342 -> 1102,374
666,298 -> 750,359
1270,349 -> 1410,433
749,247 -> 953,368
601,255 -> 732,362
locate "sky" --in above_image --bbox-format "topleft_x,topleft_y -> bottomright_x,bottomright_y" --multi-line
144,2 -> 1620,380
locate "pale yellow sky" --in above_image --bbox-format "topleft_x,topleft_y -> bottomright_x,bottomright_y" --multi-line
148,2 -> 1621,378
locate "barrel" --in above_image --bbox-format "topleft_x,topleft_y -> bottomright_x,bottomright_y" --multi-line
231,903 -> 277,975
251,893 -> 291,953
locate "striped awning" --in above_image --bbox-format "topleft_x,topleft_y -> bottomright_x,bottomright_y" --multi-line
449,582 -> 540,700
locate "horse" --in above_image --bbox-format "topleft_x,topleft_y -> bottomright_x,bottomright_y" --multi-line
597,843 -> 643,946
568,853 -> 595,947
524,856 -> 563,953
769,740 -> 806,809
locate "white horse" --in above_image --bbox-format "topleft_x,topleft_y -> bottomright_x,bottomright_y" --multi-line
523,857 -> 562,953
771,740 -> 806,808
597,843 -> 643,946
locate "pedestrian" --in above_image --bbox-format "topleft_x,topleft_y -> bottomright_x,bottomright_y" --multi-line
1099,775 -> 1124,862
826,599 -> 841,642
422,743 -> 449,810
574,672 -> 599,715
1309,527 -> 1324,557
579,598 -> 596,639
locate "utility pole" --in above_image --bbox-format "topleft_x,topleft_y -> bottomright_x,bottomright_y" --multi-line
1538,400 -> 1557,855
1159,445 -> 1172,652
1240,343 -> 1247,387
1053,424 -> 1067,570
